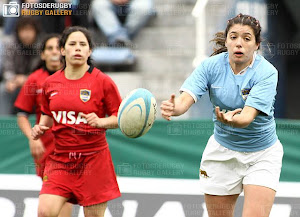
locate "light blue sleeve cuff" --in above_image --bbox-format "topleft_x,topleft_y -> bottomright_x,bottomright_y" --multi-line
179,88 -> 198,103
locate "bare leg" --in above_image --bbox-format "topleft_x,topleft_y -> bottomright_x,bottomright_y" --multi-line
205,194 -> 239,217
38,194 -> 68,217
242,185 -> 276,217
58,202 -> 73,217
84,202 -> 107,217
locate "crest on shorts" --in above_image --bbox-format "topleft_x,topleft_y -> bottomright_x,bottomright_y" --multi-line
241,88 -> 251,101
43,175 -> 48,182
80,89 -> 91,102
199,169 -> 210,178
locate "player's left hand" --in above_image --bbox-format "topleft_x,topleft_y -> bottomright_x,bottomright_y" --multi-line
215,106 -> 242,127
80,112 -> 102,128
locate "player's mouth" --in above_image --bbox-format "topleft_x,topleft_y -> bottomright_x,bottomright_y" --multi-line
74,54 -> 82,59
234,51 -> 244,57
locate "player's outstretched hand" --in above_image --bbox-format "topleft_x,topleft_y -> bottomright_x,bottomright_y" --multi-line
215,106 -> 242,127
29,139 -> 45,160
161,94 -> 176,121
31,125 -> 49,140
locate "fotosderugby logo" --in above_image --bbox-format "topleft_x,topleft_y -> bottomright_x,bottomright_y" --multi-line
3,2 -> 20,17
2,2 -> 72,17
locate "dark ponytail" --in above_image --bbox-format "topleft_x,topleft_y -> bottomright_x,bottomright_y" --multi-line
210,32 -> 227,56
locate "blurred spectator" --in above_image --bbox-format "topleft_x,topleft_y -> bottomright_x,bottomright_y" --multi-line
92,0 -> 155,46
3,0 -> 39,36
0,16 -> 41,115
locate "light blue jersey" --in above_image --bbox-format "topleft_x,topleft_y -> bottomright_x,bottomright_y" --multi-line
180,52 -> 278,152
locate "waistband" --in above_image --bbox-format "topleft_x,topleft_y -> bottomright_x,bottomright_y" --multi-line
54,151 -> 99,160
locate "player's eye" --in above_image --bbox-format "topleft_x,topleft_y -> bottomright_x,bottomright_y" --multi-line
230,36 -> 237,40
245,37 -> 251,41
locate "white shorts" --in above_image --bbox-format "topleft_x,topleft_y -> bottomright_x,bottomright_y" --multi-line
199,135 -> 283,195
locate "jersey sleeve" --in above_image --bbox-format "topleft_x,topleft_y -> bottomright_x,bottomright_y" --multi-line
102,75 -> 122,117
40,81 -> 52,117
245,69 -> 278,116
179,62 -> 209,103
14,75 -> 36,113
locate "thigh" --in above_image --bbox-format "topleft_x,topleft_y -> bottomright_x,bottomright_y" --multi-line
58,203 -> 73,217
243,140 -> 283,191
199,135 -> 244,195
84,202 -> 107,217
242,185 -> 276,217
205,194 -> 239,217
75,148 -> 121,206
38,194 -> 68,217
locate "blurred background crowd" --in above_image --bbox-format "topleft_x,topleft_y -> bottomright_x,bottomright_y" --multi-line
0,0 -> 299,119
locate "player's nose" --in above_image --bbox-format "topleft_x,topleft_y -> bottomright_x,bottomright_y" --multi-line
236,37 -> 242,47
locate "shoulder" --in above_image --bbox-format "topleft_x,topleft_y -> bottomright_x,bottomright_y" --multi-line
193,52 -> 227,78
44,69 -> 62,84
91,67 -> 114,83
253,54 -> 278,77
196,52 -> 227,70
28,68 -> 46,78
24,68 -> 44,84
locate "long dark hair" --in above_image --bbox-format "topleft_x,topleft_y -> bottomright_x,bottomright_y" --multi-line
60,26 -> 94,66
33,34 -> 61,71
210,13 -> 262,56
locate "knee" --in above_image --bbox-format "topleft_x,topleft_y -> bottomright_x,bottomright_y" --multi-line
38,207 -> 58,217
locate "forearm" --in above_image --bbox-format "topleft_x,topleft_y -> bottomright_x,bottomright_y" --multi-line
231,106 -> 259,128
39,114 -> 53,128
172,92 -> 195,116
99,115 -> 118,129
230,114 -> 252,128
172,98 -> 190,116
17,115 -> 33,139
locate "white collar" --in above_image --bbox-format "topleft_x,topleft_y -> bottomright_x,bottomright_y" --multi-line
231,52 -> 256,75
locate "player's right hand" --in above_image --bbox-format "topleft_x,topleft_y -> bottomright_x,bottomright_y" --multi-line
160,94 -> 176,121
31,125 -> 49,140
29,139 -> 45,160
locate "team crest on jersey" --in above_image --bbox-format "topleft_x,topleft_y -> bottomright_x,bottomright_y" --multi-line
241,88 -> 251,100
80,89 -> 91,102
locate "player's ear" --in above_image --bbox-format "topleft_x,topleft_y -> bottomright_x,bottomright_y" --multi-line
88,49 -> 92,57
61,47 -> 65,56
256,42 -> 260,51
225,39 -> 228,48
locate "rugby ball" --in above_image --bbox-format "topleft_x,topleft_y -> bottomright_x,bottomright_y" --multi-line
118,88 -> 157,138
